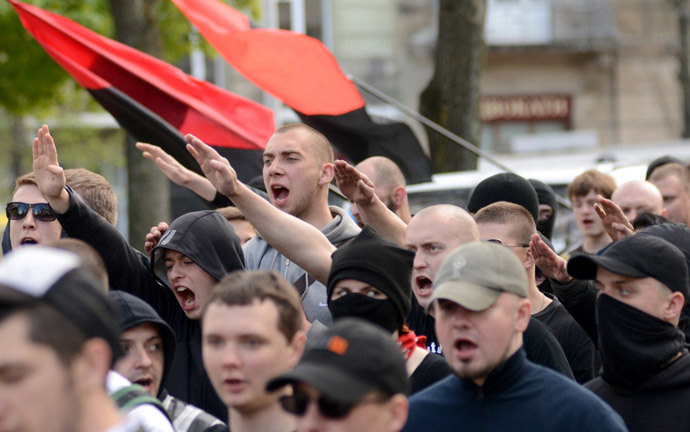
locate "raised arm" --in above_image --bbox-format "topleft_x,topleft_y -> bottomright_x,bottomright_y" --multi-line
185,134 -> 335,284
594,195 -> 634,241
33,126 -> 176,315
334,160 -> 407,246
136,142 -> 217,201
33,124 -> 70,213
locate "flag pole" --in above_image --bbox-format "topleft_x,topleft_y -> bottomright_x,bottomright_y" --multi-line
348,74 -> 571,209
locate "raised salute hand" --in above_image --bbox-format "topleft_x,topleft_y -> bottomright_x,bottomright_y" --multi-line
593,195 -> 634,241
136,142 -> 217,202
185,134 -> 242,198
529,233 -> 572,284
334,160 -> 376,206
32,124 -> 70,214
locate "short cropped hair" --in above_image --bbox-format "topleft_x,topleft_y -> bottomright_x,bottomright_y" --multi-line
64,169 -> 118,226
12,172 -> 38,196
274,123 -> 334,165
474,201 -> 536,245
649,163 -> 690,195
0,301 -> 88,367
567,170 -> 616,200
203,270 -> 303,342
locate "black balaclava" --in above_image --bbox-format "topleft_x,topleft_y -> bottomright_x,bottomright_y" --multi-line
597,294 -> 686,390
467,173 -> 540,222
529,179 -> 558,240
327,227 -> 414,333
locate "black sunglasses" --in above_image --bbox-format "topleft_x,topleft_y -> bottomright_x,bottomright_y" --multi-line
6,202 -> 57,222
279,389 -> 386,419
486,238 -> 529,248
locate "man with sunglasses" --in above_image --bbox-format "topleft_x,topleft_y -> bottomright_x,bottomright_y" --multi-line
6,173 -> 62,250
474,202 -> 596,384
267,317 -> 409,432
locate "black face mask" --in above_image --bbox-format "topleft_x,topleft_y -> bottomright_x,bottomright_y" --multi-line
537,217 -> 555,241
329,293 -> 401,333
596,294 -> 686,390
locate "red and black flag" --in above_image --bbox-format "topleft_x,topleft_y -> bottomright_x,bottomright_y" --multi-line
9,0 -> 274,182
171,0 -> 432,184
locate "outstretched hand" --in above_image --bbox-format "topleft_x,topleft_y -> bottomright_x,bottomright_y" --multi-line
144,222 -> 169,260
594,195 -> 634,241
529,233 -> 572,284
185,134 -> 240,197
32,125 -> 69,213
137,142 -> 194,186
334,160 -> 376,206
137,142 -> 217,201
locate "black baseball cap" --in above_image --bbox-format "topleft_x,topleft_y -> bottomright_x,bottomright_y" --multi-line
266,317 -> 408,403
0,247 -> 123,365
568,234 -> 689,297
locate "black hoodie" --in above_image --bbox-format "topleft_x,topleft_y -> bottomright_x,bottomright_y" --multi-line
56,190 -> 244,421
108,291 -> 176,399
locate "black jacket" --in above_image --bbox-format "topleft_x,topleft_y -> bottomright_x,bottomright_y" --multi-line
108,291 -> 177,399
57,190 -> 244,421
586,352 -> 690,432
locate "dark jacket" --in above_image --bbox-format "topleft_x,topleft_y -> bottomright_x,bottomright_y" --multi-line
403,349 -> 627,432
108,291 -> 176,399
109,291 -> 227,432
586,350 -> 690,432
57,190 -> 244,421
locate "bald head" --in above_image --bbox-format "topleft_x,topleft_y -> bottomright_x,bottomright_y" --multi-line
352,156 -> 412,225
356,156 -> 406,191
405,205 -> 480,307
611,180 -> 665,222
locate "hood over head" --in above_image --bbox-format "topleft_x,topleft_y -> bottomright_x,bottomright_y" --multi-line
151,210 -> 245,288
108,291 -> 176,398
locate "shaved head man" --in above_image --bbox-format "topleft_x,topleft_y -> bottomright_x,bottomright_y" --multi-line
405,205 -> 480,309
353,157 -> 412,227
611,180 -> 665,223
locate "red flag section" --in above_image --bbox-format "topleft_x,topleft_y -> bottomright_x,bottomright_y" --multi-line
170,0 -> 364,116
170,0 -> 431,183
9,0 -> 274,179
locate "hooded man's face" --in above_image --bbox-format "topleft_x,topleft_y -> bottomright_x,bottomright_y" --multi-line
165,249 -> 218,320
114,323 -> 165,397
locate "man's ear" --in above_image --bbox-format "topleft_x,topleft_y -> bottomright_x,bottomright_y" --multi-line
73,338 -> 112,393
515,298 -> 531,333
391,186 -> 407,210
524,246 -> 535,269
664,291 -> 685,323
387,394 -> 409,431
319,163 -> 334,186
288,330 -> 307,368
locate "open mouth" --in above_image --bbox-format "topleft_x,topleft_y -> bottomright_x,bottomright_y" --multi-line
223,378 -> 245,392
133,377 -> 153,390
415,276 -> 434,297
271,185 -> 290,205
175,286 -> 196,311
454,338 -> 478,359
20,237 -> 38,245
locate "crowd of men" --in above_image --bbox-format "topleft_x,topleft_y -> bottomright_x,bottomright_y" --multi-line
3,122 -> 690,431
